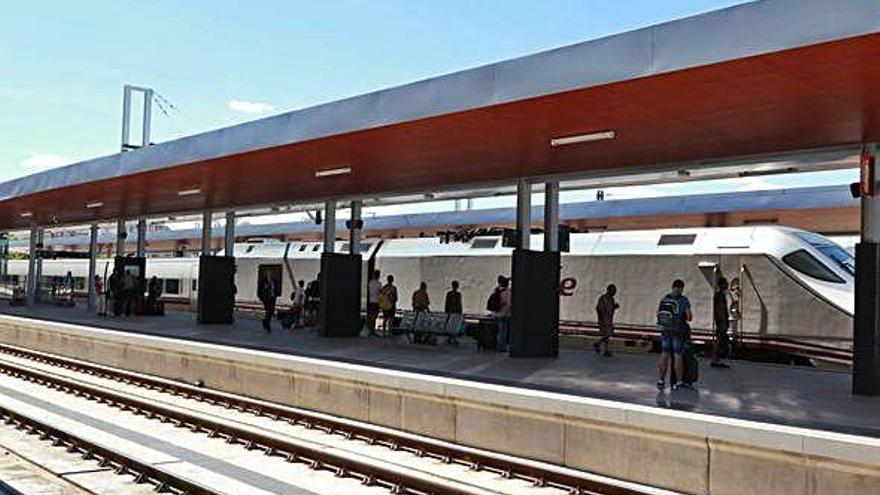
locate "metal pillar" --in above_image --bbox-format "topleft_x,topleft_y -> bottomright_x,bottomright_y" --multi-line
516,179 -> 531,249
544,181 -> 559,252
136,218 -> 147,257
121,85 -> 153,151
34,229 -> 43,301
323,201 -> 336,253
115,219 -> 126,257
349,200 -> 362,255
26,227 -> 37,306
201,210 -> 212,256
87,223 -> 98,311
854,143 -> 880,395
224,211 -> 235,256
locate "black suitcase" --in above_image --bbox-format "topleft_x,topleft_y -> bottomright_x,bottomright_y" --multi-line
682,346 -> 699,384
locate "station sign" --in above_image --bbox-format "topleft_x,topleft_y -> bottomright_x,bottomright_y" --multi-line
860,150 -> 876,197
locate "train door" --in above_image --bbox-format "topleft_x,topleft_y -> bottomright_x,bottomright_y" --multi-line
257,264 -> 283,299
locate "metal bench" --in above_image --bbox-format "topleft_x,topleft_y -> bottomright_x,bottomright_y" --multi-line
396,311 -> 466,344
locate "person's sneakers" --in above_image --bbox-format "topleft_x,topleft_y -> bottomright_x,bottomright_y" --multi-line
656,380 -> 665,391
673,381 -> 694,390
593,342 -> 601,354
603,351 -> 613,357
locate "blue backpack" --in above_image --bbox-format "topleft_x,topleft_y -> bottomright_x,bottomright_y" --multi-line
657,294 -> 683,335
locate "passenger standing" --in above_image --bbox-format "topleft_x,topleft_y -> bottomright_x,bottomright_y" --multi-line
108,269 -> 121,317
366,270 -> 382,336
257,274 -> 278,332
488,276 -> 511,352
291,280 -> 306,328
63,271 -> 74,303
711,277 -> 732,368
95,275 -> 106,316
594,284 -> 619,357
444,281 -> 463,315
147,276 -> 161,313
122,270 -> 135,316
412,282 -> 430,312
656,279 -> 692,390
378,275 -> 398,335
305,276 -> 321,326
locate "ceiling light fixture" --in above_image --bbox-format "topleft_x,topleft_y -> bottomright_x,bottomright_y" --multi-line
178,187 -> 202,197
315,166 -> 352,178
85,201 -> 104,209
550,130 -> 616,147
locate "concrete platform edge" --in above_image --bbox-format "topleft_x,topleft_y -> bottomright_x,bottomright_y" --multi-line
0,314 -> 877,495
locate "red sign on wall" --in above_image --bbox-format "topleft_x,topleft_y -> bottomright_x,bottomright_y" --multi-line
861,150 -> 876,198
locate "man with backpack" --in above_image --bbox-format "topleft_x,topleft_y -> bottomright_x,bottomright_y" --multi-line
656,279 -> 692,390
378,274 -> 398,336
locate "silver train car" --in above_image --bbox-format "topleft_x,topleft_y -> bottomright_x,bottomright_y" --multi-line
6,226 -> 854,356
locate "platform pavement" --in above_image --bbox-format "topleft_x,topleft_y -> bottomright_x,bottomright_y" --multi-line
1,303 -> 878,438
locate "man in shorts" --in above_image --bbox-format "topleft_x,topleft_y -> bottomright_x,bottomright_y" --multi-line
657,279 -> 692,390
594,284 -> 619,357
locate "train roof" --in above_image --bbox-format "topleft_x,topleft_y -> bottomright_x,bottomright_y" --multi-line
14,184 -> 857,248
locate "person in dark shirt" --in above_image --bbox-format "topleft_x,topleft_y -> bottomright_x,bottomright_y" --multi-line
594,284 -> 619,357
444,281 -> 463,315
711,277 -> 732,368
412,282 -> 430,312
257,274 -> 278,332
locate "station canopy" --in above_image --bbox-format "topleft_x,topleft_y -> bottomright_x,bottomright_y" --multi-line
1,0 -> 879,230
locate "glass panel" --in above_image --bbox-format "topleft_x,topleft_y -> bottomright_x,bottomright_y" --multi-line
782,249 -> 844,284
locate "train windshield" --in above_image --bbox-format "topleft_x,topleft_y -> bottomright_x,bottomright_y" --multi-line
793,232 -> 855,277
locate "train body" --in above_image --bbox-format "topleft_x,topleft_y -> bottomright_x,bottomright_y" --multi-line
6,226 -> 855,354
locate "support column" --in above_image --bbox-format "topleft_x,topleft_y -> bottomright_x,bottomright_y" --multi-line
544,181 -> 560,252
135,218 -> 146,257
323,200 -> 336,253
201,210 -> 212,256
197,209 -> 233,324
349,200 -> 362,255
34,228 -> 43,302
115,219 -> 126,257
87,223 -> 98,311
224,211 -> 235,256
26,227 -> 37,306
509,179 -> 559,358
320,199 -> 361,337
854,143 -> 880,395
515,179 -> 531,249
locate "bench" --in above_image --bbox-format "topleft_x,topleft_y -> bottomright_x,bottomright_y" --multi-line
396,311 -> 466,344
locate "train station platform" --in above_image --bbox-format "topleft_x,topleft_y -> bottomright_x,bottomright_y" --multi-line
0,303 -> 877,439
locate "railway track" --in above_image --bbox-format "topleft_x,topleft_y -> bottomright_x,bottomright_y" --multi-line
0,342 -> 676,495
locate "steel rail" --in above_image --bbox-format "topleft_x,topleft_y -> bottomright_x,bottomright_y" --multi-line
0,342 -> 657,495
0,404 -> 220,495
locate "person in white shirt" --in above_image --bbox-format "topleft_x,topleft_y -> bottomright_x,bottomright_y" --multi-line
366,270 -> 382,336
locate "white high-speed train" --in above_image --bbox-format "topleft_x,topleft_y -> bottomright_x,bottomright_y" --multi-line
6,226 -> 855,358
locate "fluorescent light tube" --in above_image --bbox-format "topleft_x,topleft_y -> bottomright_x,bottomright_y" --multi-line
315,166 -> 352,178
178,188 -> 202,197
550,130 -> 616,147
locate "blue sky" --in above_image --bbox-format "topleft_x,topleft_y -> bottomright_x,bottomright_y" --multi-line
0,0 -> 856,205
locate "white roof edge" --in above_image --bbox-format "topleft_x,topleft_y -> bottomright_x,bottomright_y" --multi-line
1,0 -> 878,202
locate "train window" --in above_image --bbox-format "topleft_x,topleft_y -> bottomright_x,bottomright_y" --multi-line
793,232 -> 855,276
471,238 -> 498,249
299,245 -> 307,252
782,250 -> 845,284
164,279 -> 180,294
658,234 -> 696,246
192,279 -> 198,291
312,245 -> 321,252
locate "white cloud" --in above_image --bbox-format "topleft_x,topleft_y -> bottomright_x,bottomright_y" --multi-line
20,153 -> 74,171
228,99 -> 276,114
